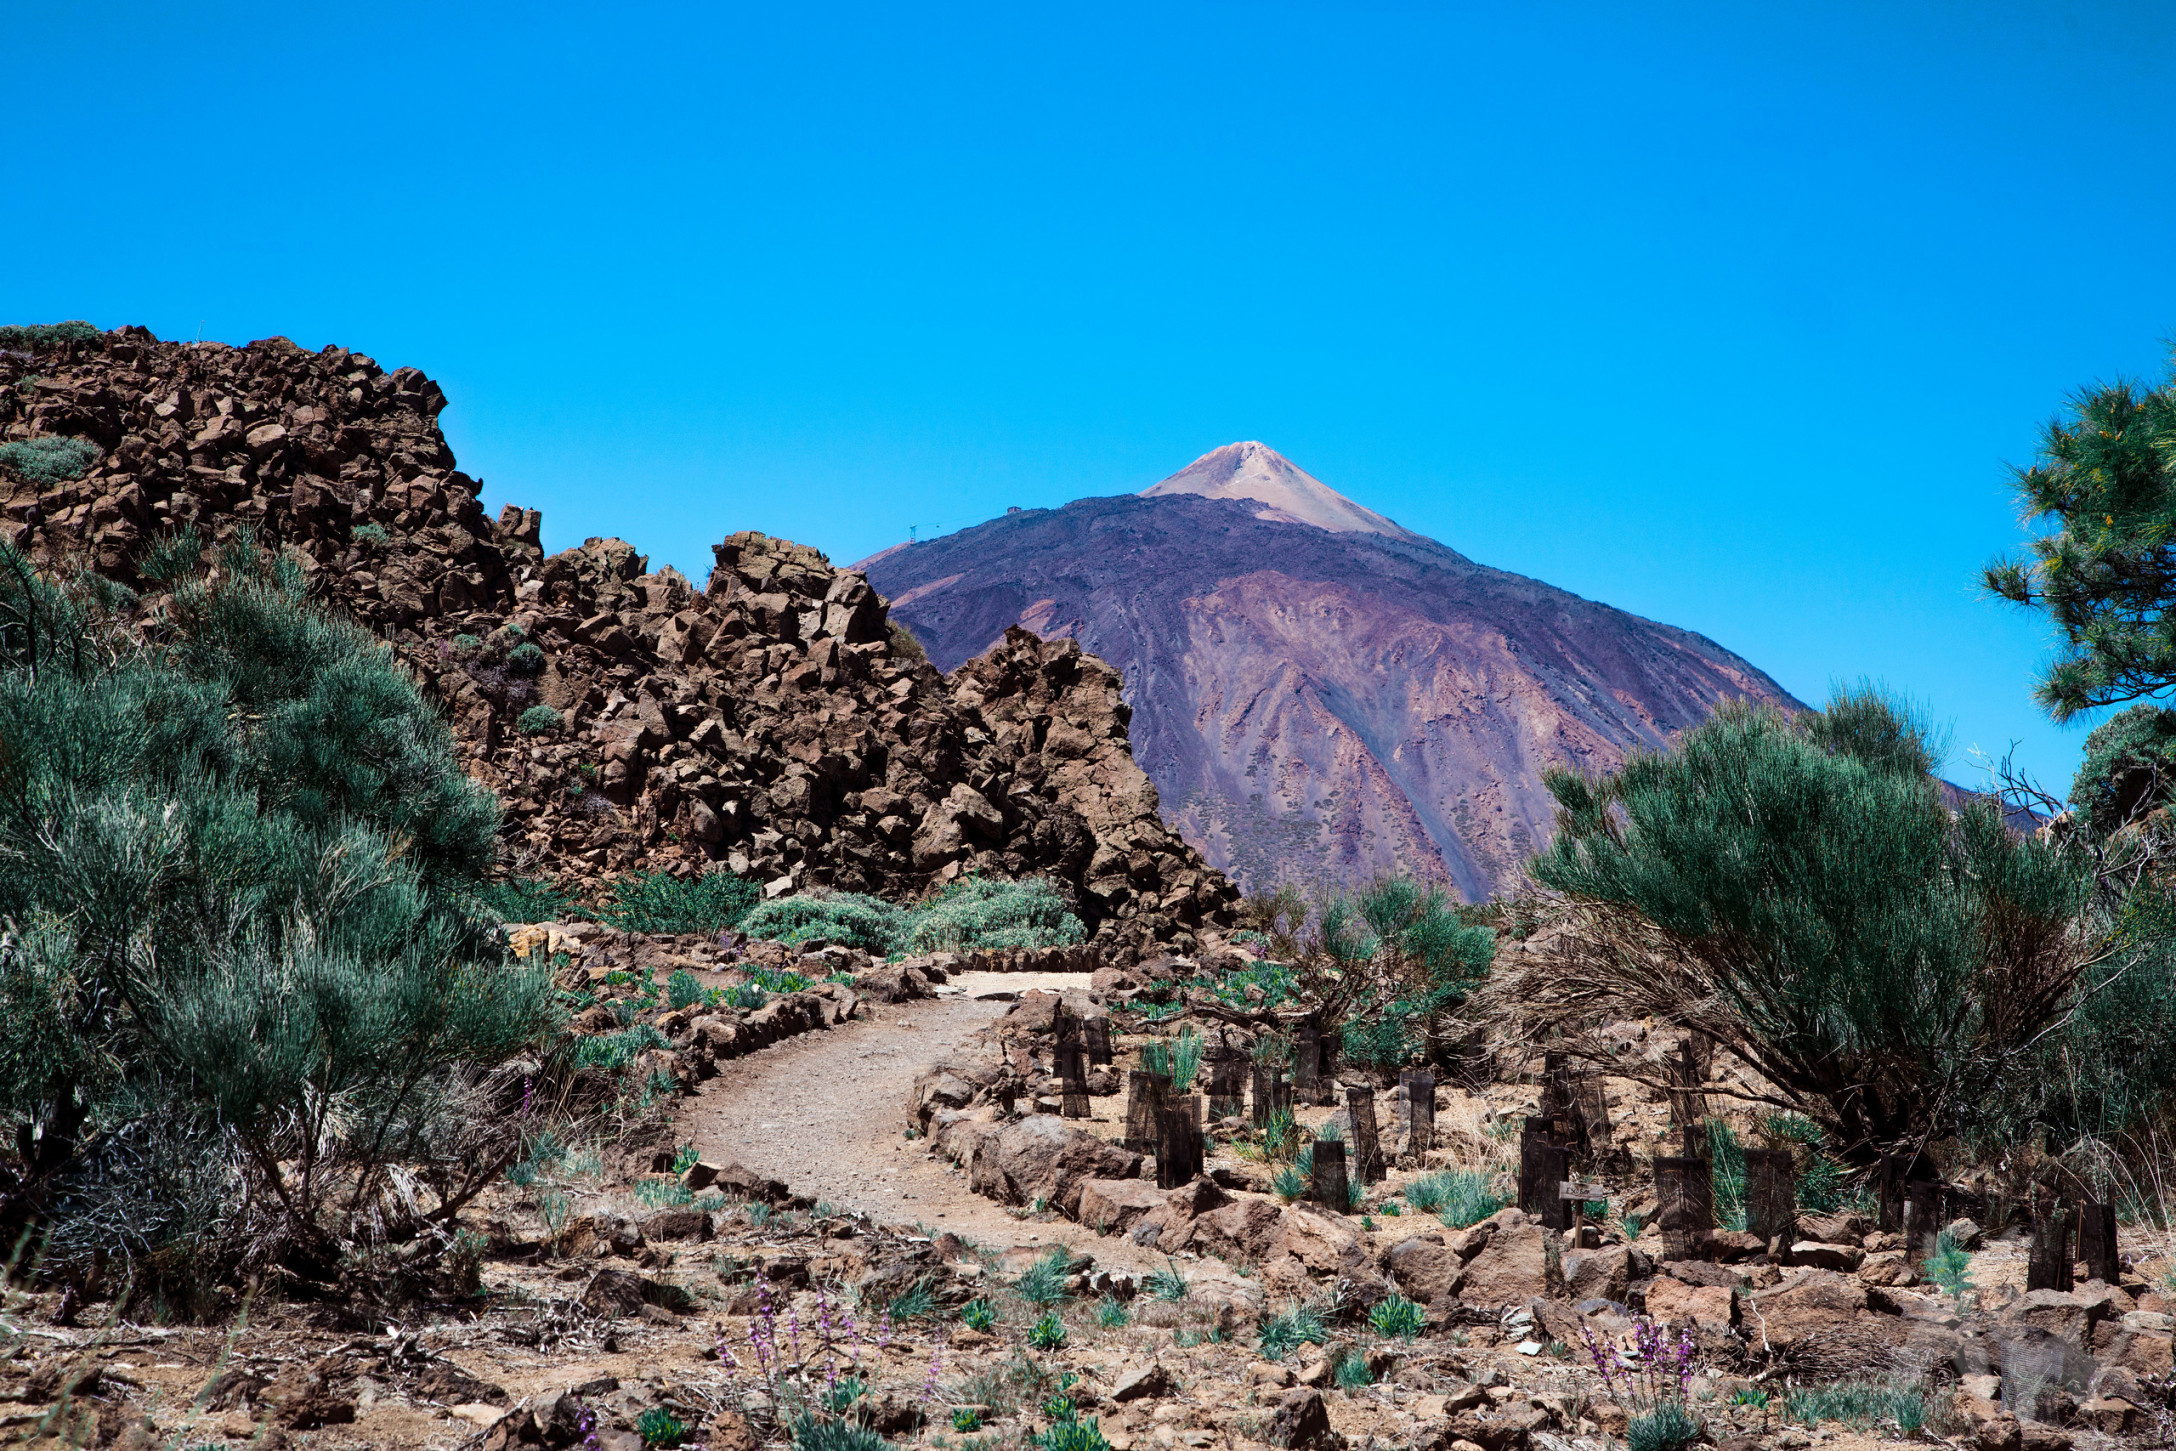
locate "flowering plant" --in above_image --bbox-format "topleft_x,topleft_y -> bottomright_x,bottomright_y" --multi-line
1579,1315 -> 1698,1413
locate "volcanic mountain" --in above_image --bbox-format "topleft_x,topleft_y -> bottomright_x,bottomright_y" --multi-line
862,443 -> 1803,899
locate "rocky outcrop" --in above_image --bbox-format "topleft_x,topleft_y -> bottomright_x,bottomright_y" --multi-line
864,445 -> 1803,897
0,326 -> 1236,955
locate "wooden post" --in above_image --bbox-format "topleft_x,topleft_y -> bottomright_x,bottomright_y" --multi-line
1059,1043 -> 1091,1119
1125,1070 -> 1169,1153
1156,1096 -> 1204,1189
2079,1201 -> 2118,1285
1311,1138 -> 1350,1213
1251,1065 -> 1292,1128
1398,1069 -> 1436,1162
2027,1194 -> 2074,1292
1295,1019 -> 1322,1106
1086,1018 -> 1113,1067
1315,1029 -> 1339,1106
1876,1155 -> 1912,1233
1345,1087 -> 1385,1184
1667,1040 -> 1709,1160
1207,1048 -> 1247,1121
1519,1118 -> 1571,1229
1903,1179 -> 1940,1257
1654,1155 -> 1714,1262
1742,1148 -> 1797,1246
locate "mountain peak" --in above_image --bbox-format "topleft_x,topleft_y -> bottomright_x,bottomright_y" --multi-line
1140,441 -> 1418,539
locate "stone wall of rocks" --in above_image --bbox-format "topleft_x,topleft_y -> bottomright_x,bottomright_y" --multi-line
0,327 -> 1238,958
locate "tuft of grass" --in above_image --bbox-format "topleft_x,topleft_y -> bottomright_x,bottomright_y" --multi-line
1257,1301 -> 1328,1360
1092,1296 -> 1130,1329
480,872 -> 571,922
1143,1258 -> 1189,1302
575,1023 -> 670,1070
1332,1350 -> 1375,1389
1784,1381 -> 1926,1434
961,1298 -> 999,1332
1626,1403 -> 1703,1451
636,1407 -> 692,1447
1409,1169 -> 1507,1228
1014,1247 -> 1073,1306
1272,1164 -> 1306,1202
634,1178 -> 693,1208
788,1415 -> 888,1451
1139,1029 -> 1204,1091
599,869 -> 761,935
887,1277 -> 938,1323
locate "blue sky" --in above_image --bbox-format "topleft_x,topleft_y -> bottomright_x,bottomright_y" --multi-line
8,2 -> 2175,791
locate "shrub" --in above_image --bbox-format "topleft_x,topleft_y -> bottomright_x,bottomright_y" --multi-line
478,875 -> 572,922
1425,1169 -> 1508,1228
575,1024 -> 670,1069
1530,690 -> 2095,1154
897,876 -> 1086,953
0,436 -> 101,485
788,1416 -> 887,1451
1626,1404 -> 1703,1451
960,1297 -> 998,1331
0,535 -> 557,1298
517,704 -> 561,735
1922,1229 -> 1973,1308
635,1408 -> 690,1446
134,525 -> 204,583
351,522 -> 391,547
599,870 -> 760,934
666,970 -> 706,1011
741,890 -> 905,952
1280,876 -> 1495,1068
1332,1350 -> 1374,1388
506,641 -> 546,676
0,321 -> 101,351
1027,1311 -> 1067,1349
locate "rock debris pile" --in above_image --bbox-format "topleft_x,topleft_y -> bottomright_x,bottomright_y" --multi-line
0,326 -> 1236,957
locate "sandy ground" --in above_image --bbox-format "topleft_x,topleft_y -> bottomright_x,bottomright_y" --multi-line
670,972 -> 1189,1273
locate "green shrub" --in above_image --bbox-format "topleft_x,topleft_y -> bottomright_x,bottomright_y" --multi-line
748,966 -> 812,993
1033,1417 -> 1110,1451
1257,1302 -> 1327,1360
788,1415 -> 888,1451
1332,1350 -> 1374,1388
821,1375 -> 871,1416
1027,1311 -> 1067,1349
713,982 -> 767,1011
134,525 -> 204,583
599,870 -> 760,934
0,535 -> 557,1297
351,522 -> 390,546
517,704 -> 561,735
1423,1169 -> 1507,1228
887,1276 -> 937,1322
477,876 -> 572,922
506,641 -> 546,676
960,1297 -> 998,1331
1922,1229 -> 1973,1308
1271,1164 -> 1306,1202
1092,1295 -> 1129,1328
666,970 -> 706,1011
0,436 -> 101,485
741,890 -> 905,951
1369,1293 -> 1424,1339
575,1024 -> 670,1069
0,321 -> 101,351
897,875 -> 1085,953
1626,1403 -> 1703,1451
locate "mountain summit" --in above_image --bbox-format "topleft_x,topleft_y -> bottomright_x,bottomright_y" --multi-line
1142,441 -> 1419,540
867,451 -> 1799,898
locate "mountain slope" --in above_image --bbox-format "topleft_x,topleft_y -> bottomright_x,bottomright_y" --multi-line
862,451 -> 1802,898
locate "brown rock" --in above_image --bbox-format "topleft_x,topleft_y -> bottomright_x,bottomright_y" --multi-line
1646,1276 -> 1739,1329
1387,1234 -> 1465,1306
1077,1178 -> 1169,1237
1110,1363 -> 1173,1402
1266,1388 -> 1342,1450
1745,1270 -> 1868,1350
1786,1240 -> 1865,1272
1455,1209 -> 1563,1308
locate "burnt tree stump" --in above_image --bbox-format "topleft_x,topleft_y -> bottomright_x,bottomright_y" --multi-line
1311,1137 -> 1350,1213
1086,1018 -> 1113,1067
1156,1096 -> 1204,1189
1654,1155 -> 1715,1262
1125,1070 -> 1170,1153
1742,1147 -> 1797,1246
1519,1119 -> 1572,1230
1251,1065 -> 1293,1128
1345,1087 -> 1385,1184
1397,1069 -> 1436,1162
2027,1195 -> 2075,1293
1059,1043 -> 1091,1119
1295,1019 -> 1322,1105
1206,1047 -> 1247,1121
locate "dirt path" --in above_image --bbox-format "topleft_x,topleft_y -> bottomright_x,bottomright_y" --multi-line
671,973 -> 1176,1269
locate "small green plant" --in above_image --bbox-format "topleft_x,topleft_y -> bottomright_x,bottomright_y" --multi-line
507,641 -> 547,675
713,982 -> 767,1011
1272,1164 -> 1306,1202
635,1177 -> 694,1208
951,1407 -> 984,1433
636,1406 -> 692,1447
1624,1210 -> 1649,1240
1626,1403 -> 1703,1451
1346,1179 -> 1367,1212
1332,1350 -> 1375,1389
351,522 -> 391,546
1381,1201 -> 1401,1216
670,1141 -> 701,1173
1144,1258 -> 1189,1302
1783,1380 -> 1926,1433
452,632 -> 481,651
1257,1301 -> 1328,1360
1028,1311 -> 1068,1349
821,1375 -> 871,1415
1093,1296 -> 1129,1328
1922,1228 -> 1974,1309
961,1298 -> 999,1331
1015,1247 -> 1073,1306
480,875 -> 571,921
788,1415 -> 888,1451
1429,1169 -> 1510,1229
1731,1386 -> 1772,1408
518,704 -> 562,735
575,1023 -> 671,1070
537,1190 -> 572,1239
667,969 -> 706,1011
1032,1414 -> 1111,1451
749,965 -> 814,993
1368,1292 -> 1425,1340
0,435 -> 101,484
1139,1029 -> 1205,1091
888,1277 -> 938,1322
1173,1324 -> 1230,1347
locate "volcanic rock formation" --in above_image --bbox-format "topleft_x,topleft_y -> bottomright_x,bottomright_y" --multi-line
864,444 -> 1803,898
0,327 -> 1235,956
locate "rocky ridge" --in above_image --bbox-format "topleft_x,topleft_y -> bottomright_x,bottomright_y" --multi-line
0,326 -> 1235,956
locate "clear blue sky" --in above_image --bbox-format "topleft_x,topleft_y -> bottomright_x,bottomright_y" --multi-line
9,2 -> 2175,792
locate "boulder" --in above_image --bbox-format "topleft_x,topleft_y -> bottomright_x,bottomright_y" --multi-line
1076,1178 -> 1169,1237
1647,1276 -> 1738,1329
966,1114 -> 1143,1216
1266,1388 -> 1342,1450
1387,1234 -> 1466,1307
1745,1270 -> 1868,1350
1454,1209 -> 1563,1308
1565,1245 -> 1635,1304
